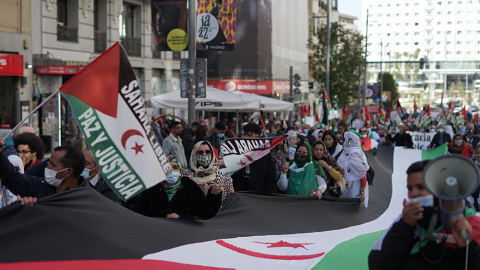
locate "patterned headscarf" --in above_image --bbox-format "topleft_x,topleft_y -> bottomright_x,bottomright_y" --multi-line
189,141 -> 218,184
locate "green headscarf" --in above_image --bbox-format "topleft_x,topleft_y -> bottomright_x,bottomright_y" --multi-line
286,142 -> 328,195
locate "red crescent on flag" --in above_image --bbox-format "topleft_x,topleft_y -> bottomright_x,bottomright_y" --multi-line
121,129 -> 145,149
216,240 -> 325,260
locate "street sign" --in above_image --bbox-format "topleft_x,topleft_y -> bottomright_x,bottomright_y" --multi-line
180,58 -> 208,98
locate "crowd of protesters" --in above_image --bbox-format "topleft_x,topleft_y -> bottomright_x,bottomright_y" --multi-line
2,106 -> 480,218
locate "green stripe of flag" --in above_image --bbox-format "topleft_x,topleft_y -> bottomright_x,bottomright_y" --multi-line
313,230 -> 386,269
63,93 -> 147,200
421,143 -> 448,160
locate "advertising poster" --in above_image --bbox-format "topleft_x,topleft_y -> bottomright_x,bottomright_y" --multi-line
196,0 -> 236,51
151,0 -> 188,52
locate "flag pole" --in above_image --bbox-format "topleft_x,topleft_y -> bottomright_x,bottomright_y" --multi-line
0,89 -> 60,143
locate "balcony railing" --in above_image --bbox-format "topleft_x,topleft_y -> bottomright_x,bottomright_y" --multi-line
57,24 -> 78,42
94,31 -> 107,53
120,36 -> 141,57
152,51 -> 162,59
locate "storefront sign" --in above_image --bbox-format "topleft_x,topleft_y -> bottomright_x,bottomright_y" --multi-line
36,66 -> 86,75
0,54 -> 23,76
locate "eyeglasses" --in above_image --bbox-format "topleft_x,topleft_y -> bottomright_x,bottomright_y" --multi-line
23,123 -> 30,126
359,130 -> 367,134
197,150 -> 212,155
16,150 -> 32,155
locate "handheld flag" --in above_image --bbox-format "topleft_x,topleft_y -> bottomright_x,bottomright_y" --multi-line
419,105 -> 432,129
455,106 -> 467,126
395,98 -> 406,121
344,105 -> 351,126
60,42 -> 171,201
413,98 -> 418,118
321,90 -> 331,126
219,136 -> 287,175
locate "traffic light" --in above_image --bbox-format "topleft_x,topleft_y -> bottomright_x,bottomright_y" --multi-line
293,74 -> 301,95
419,58 -> 425,69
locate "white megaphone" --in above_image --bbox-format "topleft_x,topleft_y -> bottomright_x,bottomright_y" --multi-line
423,155 -> 480,236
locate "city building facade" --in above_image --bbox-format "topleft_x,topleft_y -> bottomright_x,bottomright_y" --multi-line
363,0 -> 480,108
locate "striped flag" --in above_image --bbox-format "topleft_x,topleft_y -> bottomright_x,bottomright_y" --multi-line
419,104 -> 432,129
0,146 -> 453,269
345,105 -> 352,126
455,106 -> 467,126
60,42 -> 170,201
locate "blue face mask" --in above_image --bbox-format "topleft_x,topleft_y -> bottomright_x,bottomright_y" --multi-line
80,168 -> 90,179
333,128 -> 338,133
217,133 -> 225,138
165,171 -> 182,184
409,194 -> 434,207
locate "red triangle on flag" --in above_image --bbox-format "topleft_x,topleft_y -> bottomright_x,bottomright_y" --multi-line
60,42 -> 121,118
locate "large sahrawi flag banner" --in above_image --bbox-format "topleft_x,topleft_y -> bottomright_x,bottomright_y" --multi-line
60,42 -> 171,201
0,146 -> 451,269
218,136 -> 287,175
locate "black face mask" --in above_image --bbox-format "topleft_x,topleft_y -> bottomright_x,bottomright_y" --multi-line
295,153 -> 308,162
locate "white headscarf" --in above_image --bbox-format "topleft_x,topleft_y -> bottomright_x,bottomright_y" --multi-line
189,141 -> 218,184
8,155 -> 25,174
337,132 -> 369,182
445,125 -> 454,139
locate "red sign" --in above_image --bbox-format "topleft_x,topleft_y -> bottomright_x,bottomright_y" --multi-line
0,54 -> 23,76
36,66 -> 87,75
208,80 -> 293,95
0,123 -> 11,128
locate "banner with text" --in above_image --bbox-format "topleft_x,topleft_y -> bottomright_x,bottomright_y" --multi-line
151,0 -> 188,52
407,131 -> 436,150
60,43 -> 171,201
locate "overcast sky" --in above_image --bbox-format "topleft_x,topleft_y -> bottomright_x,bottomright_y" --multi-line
338,0 -> 363,31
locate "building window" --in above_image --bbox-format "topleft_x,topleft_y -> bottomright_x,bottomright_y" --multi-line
437,11 -> 442,15
395,33 -> 400,36
457,11 -> 462,14
415,22 -> 419,26
447,41 -> 452,45
457,41 -> 462,45
467,20 -> 473,24
427,41 -> 431,45
405,42 -> 409,45
437,41 -> 441,45
458,0 -> 462,3
396,42 -> 400,46
405,23 -> 409,26
387,33 -> 391,36
426,31 -> 431,35
447,31 -> 452,35
415,13 -> 419,16
414,42 -> 419,45
119,3 -> 141,57
438,1 -> 442,4
447,21 -> 452,25
457,21 -> 462,24
396,23 -> 400,26
406,3 -> 410,6
447,1 -> 452,4
387,14 -> 391,17
406,13 -> 409,16
94,0 -> 107,53
378,23 -> 381,27
468,31 -> 473,34
387,23 -> 391,26
436,51 -> 441,55
57,0 -> 79,42
468,10 -> 473,14
457,31 -> 462,34
447,51 -> 452,55
457,51 -> 462,55
447,11 -> 452,15
405,32 -> 409,36
378,4 -> 382,7
437,22 -> 441,25
467,41 -> 472,44
414,32 -> 419,35
467,51 -> 471,54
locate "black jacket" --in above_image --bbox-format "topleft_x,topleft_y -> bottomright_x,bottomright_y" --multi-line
429,133 -> 451,149
0,152 -> 84,198
368,217 -> 480,270
464,134 -> 480,150
231,153 -> 276,193
181,128 -> 196,162
386,132 -> 414,148
88,178 -> 120,204
124,176 -> 221,219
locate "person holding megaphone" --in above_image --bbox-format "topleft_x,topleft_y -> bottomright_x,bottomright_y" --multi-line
369,159 -> 480,270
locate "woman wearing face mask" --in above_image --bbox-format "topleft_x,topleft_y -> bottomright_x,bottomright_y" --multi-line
183,141 -> 234,202
322,130 -> 343,158
337,132 -> 370,207
125,155 -> 222,219
448,133 -> 474,158
277,142 -> 327,199
312,141 -> 346,197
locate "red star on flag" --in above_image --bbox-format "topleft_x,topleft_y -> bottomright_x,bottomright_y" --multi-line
253,241 -> 314,250
131,142 -> 144,155
238,160 -> 246,167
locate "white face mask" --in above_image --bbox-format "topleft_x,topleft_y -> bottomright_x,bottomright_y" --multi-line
454,139 -> 463,146
360,134 -> 367,138
409,194 -> 434,207
437,128 -> 444,133
44,167 -> 69,187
